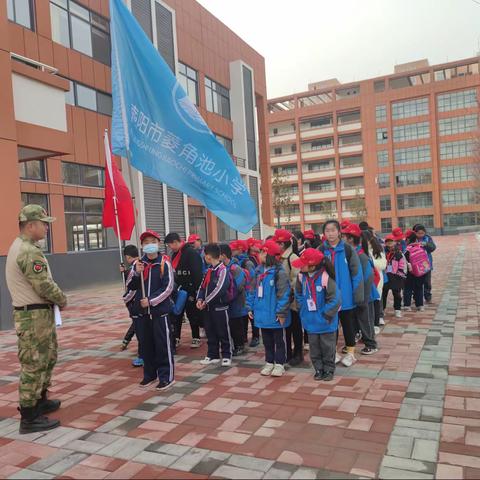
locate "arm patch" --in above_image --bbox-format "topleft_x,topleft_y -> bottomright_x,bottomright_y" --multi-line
33,261 -> 46,274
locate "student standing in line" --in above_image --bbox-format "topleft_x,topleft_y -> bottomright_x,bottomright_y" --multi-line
247,240 -> 291,377
382,234 -> 407,318
366,233 -> 387,334
294,249 -> 341,381
412,224 -> 436,304
319,220 -> 364,367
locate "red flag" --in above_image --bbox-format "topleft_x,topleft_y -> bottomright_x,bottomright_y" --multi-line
102,133 -> 135,240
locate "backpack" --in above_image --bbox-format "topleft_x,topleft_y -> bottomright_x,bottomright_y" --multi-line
407,244 -> 431,277
225,265 -> 240,304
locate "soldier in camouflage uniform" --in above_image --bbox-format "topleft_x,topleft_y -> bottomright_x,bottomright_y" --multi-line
5,205 -> 67,434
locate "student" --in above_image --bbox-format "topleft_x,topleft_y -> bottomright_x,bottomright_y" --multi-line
121,245 -> 144,367
342,224 -> 378,355
320,220 -> 364,367
197,243 -> 233,367
165,232 -> 204,348
294,249 -> 341,381
403,230 -> 430,312
382,234 -> 407,318
220,244 -> 248,356
231,240 -> 259,347
391,227 -> 407,253
412,224 -> 436,304
292,231 -> 306,256
273,229 -> 302,366
187,233 -> 208,274
367,234 -> 387,333
246,238 -> 262,268
247,240 -> 291,377
126,230 -> 175,391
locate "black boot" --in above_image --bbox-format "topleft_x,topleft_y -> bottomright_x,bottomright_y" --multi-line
38,390 -> 61,415
19,405 -> 60,434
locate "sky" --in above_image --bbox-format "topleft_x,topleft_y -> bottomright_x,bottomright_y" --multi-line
196,0 -> 480,99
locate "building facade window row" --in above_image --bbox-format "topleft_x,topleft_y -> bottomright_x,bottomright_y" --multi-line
393,121 -> 430,142
394,145 -> 431,165
438,113 -> 478,136
397,191 -> 433,210
19,159 -> 46,182
442,188 -> 477,206
439,139 -> 475,160
65,79 -> 112,116
205,77 -> 230,119
392,97 -> 429,120
437,89 -> 477,112
395,168 -> 432,187
441,165 -> 474,183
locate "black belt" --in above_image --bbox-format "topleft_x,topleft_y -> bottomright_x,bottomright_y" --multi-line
14,304 -> 53,311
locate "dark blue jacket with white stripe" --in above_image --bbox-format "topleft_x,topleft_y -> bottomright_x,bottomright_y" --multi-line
196,263 -> 230,310
124,255 -> 174,317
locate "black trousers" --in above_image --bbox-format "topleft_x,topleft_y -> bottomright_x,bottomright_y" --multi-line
309,332 -> 336,375
173,297 -> 203,340
205,308 -> 232,359
286,310 -> 303,361
136,313 -> 174,383
229,315 -> 247,349
355,303 -> 377,349
338,309 -> 356,348
123,320 -> 135,343
374,300 -> 383,327
243,316 -> 259,342
404,274 -> 426,308
261,328 -> 287,365
424,271 -> 432,301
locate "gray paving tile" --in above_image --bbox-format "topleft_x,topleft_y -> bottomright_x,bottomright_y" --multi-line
44,452 -> 88,475
96,437 -> 152,460
212,465 -> 264,479
228,454 -> 275,473
8,469 -> 54,479
379,467 -> 434,479
133,451 -> 177,468
169,448 -> 209,472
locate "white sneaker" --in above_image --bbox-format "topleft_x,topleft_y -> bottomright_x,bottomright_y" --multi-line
403,306 -> 412,312
395,310 -> 402,318
304,343 -> 310,351
271,364 -> 285,377
260,362 -> 275,376
199,328 -> 206,338
221,358 -> 232,367
418,306 -> 425,312
191,338 -> 201,348
200,357 -> 220,365
379,317 -> 385,326
374,326 -> 380,335
341,353 -> 356,367
335,353 -> 342,364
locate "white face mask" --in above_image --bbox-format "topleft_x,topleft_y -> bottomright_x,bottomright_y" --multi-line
143,244 -> 158,255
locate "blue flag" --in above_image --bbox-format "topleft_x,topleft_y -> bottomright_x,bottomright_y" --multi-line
110,0 -> 258,233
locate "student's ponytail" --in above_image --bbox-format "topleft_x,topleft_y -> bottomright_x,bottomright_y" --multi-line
321,257 -> 335,281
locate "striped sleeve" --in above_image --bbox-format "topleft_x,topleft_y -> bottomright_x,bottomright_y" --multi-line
149,260 -> 174,307
205,265 -> 227,304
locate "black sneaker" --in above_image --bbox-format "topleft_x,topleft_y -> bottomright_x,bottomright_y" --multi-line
322,372 -> 334,382
288,356 -> 303,367
139,378 -> 156,387
314,370 -> 323,381
361,347 -> 378,355
249,337 -> 260,348
19,406 -> 60,434
156,380 -> 175,391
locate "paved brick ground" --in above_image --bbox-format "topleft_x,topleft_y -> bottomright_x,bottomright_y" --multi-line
0,234 -> 478,479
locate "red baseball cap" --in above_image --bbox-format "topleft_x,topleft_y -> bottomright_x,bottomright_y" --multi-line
391,227 -> 404,241
292,248 -> 324,268
385,234 -> 395,242
230,240 -> 247,252
273,229 -> 292,243
340,219 -> 351,230
261,239 -> 282,257
303,229 -> 315,240
246,237 -> 262,249
140,229 -> 161,243
187,234 -> 201,243
342,223 -> 362,238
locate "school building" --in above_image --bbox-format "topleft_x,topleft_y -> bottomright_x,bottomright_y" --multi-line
0,0 -> 273,329
267,57 -> 480,235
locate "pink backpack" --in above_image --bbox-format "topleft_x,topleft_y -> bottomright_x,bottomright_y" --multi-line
407,244 -> 431,277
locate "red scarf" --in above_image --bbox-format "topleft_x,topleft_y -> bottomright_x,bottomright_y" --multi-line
306,271 -> 321,304
171,242 -> 185,270
201,268 -> 212,289
142,261 -> 154,281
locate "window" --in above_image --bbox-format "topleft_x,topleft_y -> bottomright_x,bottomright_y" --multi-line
440,139 -> 474,160
205,77 -> 230,119
374,80 -> 385,93
188,205 -> 207,242
376,128 -> 388,144
308,181 -> 335,192
376,105 -> 387,122
437,89 -> 477,112
284,185 -> 299,195
377,150 -> 389,168
62,162 -> 104,187
378,173 -> 390,189
178,62 -> 199,106
397,192 -> 433,210
273,128 -> 278,135
438,114 -> 478,136
395,169 -> 432,187
307,138 -> 333,151
393,122 -> 430,142
381,217 -> 392,232
442,188 -> 477,206
272,166 -> 297,176
338,110 -> 360,124
340,155 -> 363,168
21,193 -> 51,252
7,0 -> 34,29
443,212 -> 480,228
284,204 -> 300,215
306,115 -> 333,128
380,195 -> 391,212
342,198 -> 365,212
50,1 -> 111,66
341,177 -> 364,189
310,201 -> 336,213
273,147 -> 282,156
64,80 -> 112,115
306,159 -> 335,172
392,97 -> 429,119
339,133 -> 361,146
394,145 -> 431,165
441,165 -> 474,183
215,134 -> 233,155
435,63 -> 479,81
64,196 -> 111,251
398,215 -> 434,230
19,160 -> 46,181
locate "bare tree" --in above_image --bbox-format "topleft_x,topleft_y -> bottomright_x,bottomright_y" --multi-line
348,188 -> 367,222
272,169 -> 293,228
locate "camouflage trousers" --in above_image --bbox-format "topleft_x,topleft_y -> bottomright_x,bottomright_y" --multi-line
14,309 -> 58,408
